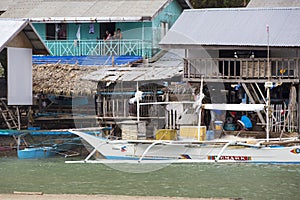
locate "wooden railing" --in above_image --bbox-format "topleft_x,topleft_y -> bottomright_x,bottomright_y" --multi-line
184,58 -> 300,80
45,39 -> 153,58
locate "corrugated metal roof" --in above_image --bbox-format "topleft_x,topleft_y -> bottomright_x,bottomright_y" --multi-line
82,65 -> 182,82
0,0 -> 191,22
247,0 -> 300,7
0,19 -> 49,54
0,0 -> 15,12
82,50 -> 184,82
160,8 -> 300,48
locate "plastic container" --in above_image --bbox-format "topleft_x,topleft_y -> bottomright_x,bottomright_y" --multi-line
179,126 -> 206,141
156,129 -> 177,140
224,123 -> 236,131
214,121 -> 223,130
206,130 -> 214,140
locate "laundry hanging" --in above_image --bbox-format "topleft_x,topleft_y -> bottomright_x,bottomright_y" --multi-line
89,23 -> 94,34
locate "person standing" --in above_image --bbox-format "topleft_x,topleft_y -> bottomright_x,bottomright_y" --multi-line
104,30 -> 111,40
116,28 -> 123,39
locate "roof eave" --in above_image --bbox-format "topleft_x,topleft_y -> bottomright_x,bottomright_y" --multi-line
159,44 -> 300,50
0,19 -> 28,52
152,0 -> 192,20
25,23 -> 50,55
29,16 -> 152,23
0,19 -> 49,55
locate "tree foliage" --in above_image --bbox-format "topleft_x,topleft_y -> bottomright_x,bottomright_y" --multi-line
190,0 -> 251,8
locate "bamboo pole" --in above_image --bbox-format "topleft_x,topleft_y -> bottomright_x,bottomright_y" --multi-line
266,25 -> 271,142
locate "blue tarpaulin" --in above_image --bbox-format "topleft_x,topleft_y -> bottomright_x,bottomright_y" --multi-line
32,55 -> 143,66
0,127 -> 112,136
0,129 -> 72,136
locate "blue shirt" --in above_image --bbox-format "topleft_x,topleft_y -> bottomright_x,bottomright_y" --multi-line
241,115 -> 252,129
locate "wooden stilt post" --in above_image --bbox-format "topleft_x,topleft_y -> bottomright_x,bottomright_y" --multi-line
298,82 -> 300,133
266,24 -> 271,142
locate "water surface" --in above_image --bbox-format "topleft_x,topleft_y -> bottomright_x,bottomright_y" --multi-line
0,158 -> 299,200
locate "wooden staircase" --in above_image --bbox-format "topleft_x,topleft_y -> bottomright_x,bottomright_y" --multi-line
0,98 -> 18,129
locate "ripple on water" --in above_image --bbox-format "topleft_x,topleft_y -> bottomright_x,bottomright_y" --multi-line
0,158 -> 300,199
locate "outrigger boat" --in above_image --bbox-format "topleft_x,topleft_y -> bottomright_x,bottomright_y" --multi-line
67,81 -> 300,164
68,129 -> 300,164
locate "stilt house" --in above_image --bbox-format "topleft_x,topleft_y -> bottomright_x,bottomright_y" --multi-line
160,7 -> 300,135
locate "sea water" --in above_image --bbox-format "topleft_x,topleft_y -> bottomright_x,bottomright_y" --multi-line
0,157 -> 299,200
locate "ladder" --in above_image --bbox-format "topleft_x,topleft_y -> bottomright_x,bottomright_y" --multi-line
0,98 -> 18,129
241,83 -> 266,125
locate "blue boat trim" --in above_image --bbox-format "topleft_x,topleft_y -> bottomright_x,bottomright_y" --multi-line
103,156 -> 300,164
249,161 -> 300,164
105,155 -> 170,160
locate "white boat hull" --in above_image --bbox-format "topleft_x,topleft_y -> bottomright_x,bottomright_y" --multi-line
70,130 -> 300,164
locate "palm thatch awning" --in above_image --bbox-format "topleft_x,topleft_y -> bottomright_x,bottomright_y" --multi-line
33,64 -> 99,96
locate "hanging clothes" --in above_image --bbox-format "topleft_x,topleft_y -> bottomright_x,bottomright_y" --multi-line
89,23 -> 94,34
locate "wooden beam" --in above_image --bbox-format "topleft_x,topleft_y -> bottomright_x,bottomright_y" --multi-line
241,83 -> 266,124
298,83 -> 300,133
185,78 -> 300,83
203,103 -> 265,111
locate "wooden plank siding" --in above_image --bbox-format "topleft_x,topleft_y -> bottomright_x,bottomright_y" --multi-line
183,58 -> 300,83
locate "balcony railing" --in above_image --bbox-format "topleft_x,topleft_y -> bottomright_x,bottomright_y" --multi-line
45,39 -> 153,58
184,58 -> 300,80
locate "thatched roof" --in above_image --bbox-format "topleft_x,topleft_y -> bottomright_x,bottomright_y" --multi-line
33,64 -> 99,96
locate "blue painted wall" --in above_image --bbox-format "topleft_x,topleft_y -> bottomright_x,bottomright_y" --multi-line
33,22 -> 151,41
67,23 -> 100,40
115,22 -> 152,41
152,0 -> 183,48
33,23 -> 46,39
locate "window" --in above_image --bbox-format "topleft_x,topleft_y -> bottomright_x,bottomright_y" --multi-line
46,23 -> 67,40
161,22 -> 169,39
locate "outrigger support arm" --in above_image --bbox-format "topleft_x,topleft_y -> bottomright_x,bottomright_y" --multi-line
84,142 -> 106,162
215,141 -> 236,162
215,141 -> 262,162
138,141 -> 164,163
